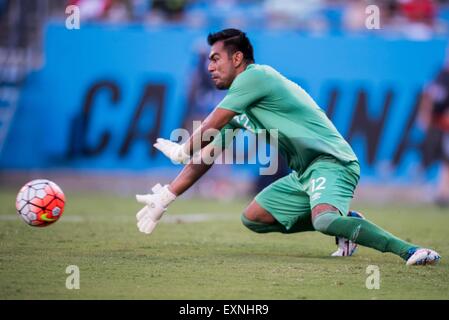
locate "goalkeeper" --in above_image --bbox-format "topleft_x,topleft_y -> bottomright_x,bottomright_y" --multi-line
136,29 -> 440,266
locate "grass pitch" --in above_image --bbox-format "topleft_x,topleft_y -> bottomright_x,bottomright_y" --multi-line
0,188 -> 448,300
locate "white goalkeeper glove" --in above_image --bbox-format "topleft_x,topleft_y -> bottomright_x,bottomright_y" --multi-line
135,184 -> 176,234
153,138 -> 191,164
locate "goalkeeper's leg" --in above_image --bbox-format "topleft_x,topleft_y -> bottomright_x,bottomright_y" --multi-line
241,200 -> 314,234
242,172 -> 318,234
311,204 -> 418,260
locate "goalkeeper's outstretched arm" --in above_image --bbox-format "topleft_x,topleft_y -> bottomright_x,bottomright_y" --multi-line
153,108 -> 237,164
168,143 -> 220,196
135,107 -> 237,234
185,107 -> 236,155
135,143 -> 225,234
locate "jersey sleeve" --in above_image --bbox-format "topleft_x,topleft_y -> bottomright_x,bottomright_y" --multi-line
428,70 -> 449,114
217,67 -> 269,114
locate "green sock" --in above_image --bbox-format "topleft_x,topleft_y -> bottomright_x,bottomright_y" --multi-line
241,214 -> 314,234
313,211 -> 417,260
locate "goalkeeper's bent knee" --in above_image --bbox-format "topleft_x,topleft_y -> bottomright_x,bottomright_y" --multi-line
241,214 -> 286,233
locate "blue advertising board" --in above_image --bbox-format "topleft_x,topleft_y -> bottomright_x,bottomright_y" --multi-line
1,23 -> 447,182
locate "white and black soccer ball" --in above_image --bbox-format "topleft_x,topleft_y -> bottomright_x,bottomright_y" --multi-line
16,179 -> 66,227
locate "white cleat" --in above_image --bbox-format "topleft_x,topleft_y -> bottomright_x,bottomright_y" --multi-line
331,237 -> 358,257
406,248 -> 441,266
331,210 -> 365,257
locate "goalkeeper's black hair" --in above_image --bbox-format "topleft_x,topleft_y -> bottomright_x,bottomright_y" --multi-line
207,29 -> 255,64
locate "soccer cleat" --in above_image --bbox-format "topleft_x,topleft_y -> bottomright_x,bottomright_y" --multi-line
405,248 -> 441,266
331,237 -> 358,257
331,210 -> 365,257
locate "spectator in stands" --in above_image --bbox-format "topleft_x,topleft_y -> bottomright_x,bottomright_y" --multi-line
397,0 -> 437,38
419,44 -> 449,207
68,0 -> 131,22
264,0 -> 326,30
342,0 -> 370,32
400,0 -> 436,25
147,0 -> 189,23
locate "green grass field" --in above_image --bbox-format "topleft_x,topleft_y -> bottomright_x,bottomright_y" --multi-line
1,188 -> 448,300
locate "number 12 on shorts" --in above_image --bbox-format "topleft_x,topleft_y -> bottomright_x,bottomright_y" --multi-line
309,177 -> 326,193
308,177 -> 326,201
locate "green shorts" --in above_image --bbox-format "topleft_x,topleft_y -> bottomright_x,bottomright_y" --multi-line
255,155 -> 360,230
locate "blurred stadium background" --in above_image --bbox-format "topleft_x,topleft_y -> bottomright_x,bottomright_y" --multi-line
1,0 -> 449,301
0,0 -> 449,203
0,0 -> 449,201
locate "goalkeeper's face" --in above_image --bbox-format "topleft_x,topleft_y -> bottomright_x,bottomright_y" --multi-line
208,41 -> 239,90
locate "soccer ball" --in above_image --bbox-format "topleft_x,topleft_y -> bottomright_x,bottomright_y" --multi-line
15,179 -> 66,227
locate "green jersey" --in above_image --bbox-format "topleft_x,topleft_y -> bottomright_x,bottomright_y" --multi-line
216,64 -> 357,174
